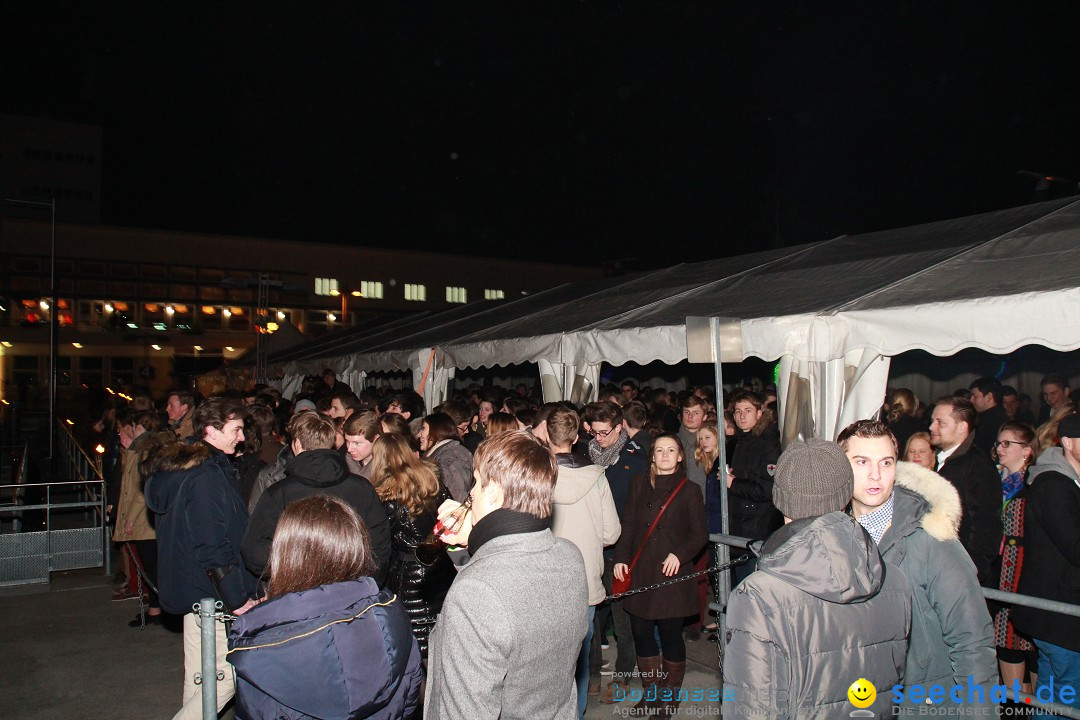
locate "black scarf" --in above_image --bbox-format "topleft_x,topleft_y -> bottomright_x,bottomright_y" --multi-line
468,508 -> 550,554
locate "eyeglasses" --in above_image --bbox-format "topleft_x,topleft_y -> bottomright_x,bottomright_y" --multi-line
993,440 -> 1028,449
589,427 -> 616,439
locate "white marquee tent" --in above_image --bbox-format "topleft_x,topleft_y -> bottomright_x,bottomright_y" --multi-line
270,197 -> 1080,441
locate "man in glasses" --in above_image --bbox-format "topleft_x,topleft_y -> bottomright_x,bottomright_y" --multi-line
583,401 -> 646,703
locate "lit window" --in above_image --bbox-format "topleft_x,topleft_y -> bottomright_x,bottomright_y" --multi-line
360,281 -> 384,299
446,286 -> 468,304
315,277 -> 339,296
404,284 -> 426,302
484,289 -> 506,300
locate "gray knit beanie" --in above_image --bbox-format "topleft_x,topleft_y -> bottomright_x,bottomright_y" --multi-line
772,438 -> 854,521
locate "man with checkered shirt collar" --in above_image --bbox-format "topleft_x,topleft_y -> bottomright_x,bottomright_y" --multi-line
839,419 -> 996,715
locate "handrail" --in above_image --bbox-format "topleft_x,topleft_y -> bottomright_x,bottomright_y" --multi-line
710,532 -> 1080,718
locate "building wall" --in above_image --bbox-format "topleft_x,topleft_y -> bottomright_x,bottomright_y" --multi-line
0,218 -> 601,400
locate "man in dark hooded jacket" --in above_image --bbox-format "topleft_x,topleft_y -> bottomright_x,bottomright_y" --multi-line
723,438 -> 912,720
242,411 -> 391,585
144,397 -> 258,720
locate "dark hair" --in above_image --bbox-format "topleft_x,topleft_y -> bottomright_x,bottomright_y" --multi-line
380,412 -> 414,440
837,419 -> 898,453
423,413 -> 459,447
332,392 -> 365,414
1002,385 -> 1018,399
993,421 -> 1040,468
390,391 -> 426,419
622,401 -> 647,430
167,389 -> 196,410
267,495 -> 375,597
969,377 -> 1003,405
1042,373 -> 1069,391
247,404 -> 276,438
681,395 -> 707,410
934,396 -> 977,435
435,400 -> 470,428
474,430 -> 558,519
730,389 -> 771,436
192,397 -> 246,440
287,411 -> 336,451
132,409 -> 160,433
502,396 -> 530,418
583,401 -> 623,427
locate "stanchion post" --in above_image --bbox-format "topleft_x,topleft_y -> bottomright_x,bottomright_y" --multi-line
198,598 -> 218,719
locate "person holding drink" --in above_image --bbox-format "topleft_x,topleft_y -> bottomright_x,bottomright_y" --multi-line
424,431 -> 589,720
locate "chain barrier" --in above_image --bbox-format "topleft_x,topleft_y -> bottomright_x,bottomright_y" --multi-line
605,553 -> 749,602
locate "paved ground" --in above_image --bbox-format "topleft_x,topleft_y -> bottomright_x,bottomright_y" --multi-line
0,566 -> 722,719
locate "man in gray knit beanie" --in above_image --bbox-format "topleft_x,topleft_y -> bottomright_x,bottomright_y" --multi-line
723,437 -> 913,719
772,438 -> 854,521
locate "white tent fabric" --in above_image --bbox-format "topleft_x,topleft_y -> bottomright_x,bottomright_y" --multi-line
267,198 -> 1080,438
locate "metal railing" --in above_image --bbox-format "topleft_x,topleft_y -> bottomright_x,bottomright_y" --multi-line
711,532 -> 1080,719
0,421 -> 109,586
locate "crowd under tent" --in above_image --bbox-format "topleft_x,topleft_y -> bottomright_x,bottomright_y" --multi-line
269,196 -> 1080,443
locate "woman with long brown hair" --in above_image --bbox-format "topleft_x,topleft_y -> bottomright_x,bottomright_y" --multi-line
613,434 -> 707,716
369,433 -> 456,658
227,495 -> 422,719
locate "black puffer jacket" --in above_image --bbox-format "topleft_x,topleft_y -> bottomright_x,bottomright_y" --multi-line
728,429 -> 784,541
383,487 -> 455,658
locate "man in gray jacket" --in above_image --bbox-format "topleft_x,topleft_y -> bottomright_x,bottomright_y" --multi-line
425,430 -> 589,720
839,420 -> 996,715
723,438 -> 912,719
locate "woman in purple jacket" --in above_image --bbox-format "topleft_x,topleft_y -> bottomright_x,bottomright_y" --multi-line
228,495 -> 422,720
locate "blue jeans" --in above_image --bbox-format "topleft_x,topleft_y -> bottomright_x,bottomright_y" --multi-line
1034,638 -> 1080,718
577,605 -> 596,718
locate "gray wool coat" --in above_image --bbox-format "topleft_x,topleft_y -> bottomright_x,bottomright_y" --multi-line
424,528 -> 588,720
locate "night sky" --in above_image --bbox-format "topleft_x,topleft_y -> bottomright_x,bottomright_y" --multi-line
5,3 -> 1080,268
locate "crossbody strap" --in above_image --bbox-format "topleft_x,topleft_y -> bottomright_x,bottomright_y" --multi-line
626,477 -> 688,573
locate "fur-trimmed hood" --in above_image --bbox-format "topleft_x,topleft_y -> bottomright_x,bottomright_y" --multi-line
889,460 -> 962,543
139,433 -> 211,477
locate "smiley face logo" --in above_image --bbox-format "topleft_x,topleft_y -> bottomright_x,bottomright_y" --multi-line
847,678 -> 876,709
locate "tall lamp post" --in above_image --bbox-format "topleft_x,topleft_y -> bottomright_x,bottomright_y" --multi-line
4,198 -> 57,460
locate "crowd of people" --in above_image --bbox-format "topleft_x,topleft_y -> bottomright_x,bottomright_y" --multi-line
90,367 -> 1080,719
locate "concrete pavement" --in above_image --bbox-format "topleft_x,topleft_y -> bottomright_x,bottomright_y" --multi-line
0,567 -> 722,719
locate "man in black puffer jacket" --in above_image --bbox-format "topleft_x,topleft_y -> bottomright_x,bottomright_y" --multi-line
242,412 -> 391,585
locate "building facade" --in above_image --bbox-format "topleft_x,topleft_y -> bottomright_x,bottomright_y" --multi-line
0,219 -> 600,402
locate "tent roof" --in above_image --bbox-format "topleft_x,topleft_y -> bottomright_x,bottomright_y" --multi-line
277,197 -> 1080,374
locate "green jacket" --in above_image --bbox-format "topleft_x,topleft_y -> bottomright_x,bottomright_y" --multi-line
881,462 -> 996,698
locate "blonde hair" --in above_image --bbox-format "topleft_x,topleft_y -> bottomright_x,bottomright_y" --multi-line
694,422 -> 719,471
369,433 -> 441,516
887,388 -> 919,424
1036,402 -> 1077,453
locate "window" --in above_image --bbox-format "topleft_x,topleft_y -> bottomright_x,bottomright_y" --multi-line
404,284 -> 426,302
360,281 -> 384,299
315,277 -> 339,296
446,286 -> 468,304
484,289 -> 506,300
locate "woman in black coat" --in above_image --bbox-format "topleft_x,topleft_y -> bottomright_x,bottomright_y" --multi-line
727,389 -> 783,586
369,433 -> 455,658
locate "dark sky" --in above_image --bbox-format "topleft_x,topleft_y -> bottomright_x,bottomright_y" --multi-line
6,3 -> 1080,268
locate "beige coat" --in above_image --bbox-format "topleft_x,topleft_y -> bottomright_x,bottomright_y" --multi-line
552,461 -> 621,605
112,432 -> 155,541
